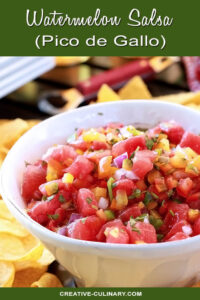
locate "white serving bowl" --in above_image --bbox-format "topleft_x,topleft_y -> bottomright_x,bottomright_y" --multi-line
1,100 -> 200,287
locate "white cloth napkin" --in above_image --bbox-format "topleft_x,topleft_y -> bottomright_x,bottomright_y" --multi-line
0,57 -> 55,98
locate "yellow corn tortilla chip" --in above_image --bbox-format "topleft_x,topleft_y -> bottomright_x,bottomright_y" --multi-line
0,119 -> 10,126
0,218 -> 29,237
0,261 -> 15,287
27,120 -> 40,129
0,233 -> 26,261
0,200 -> 14,221
13,266 -> 47,287
18,234 -> 44,262
14,248 -> 55,271
56,56 -> 89,66
0,147 -> 9,167
0,233 -> 43,262
154,91 -> 200,105
97,84 -> 120,103
31,272 -> 63,287
118,76 -> 152,100
185,103 -> 200,110
37,248 -> 55,266
0,118 -> 29,149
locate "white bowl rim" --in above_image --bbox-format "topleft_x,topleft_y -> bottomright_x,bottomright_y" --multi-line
2,99 -> 200,254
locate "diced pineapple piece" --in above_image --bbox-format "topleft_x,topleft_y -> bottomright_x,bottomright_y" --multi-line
76,149 -> 84,155
46,165 -> 58,182
192,156 -> 200,170
62,173 -> 74,184
82,129 -> 106,142
183,147 -> 197,160
92,187 -> 107,200
170,152 -> 188,168
122,159 -> 133,170
127,125 -> 143,136
45,182 -> 59,196
135,241 -> 146,244
115,190 -> 128,210
156,138 -> 170,152
188,209 -> 199,223
98,156 -> 117,179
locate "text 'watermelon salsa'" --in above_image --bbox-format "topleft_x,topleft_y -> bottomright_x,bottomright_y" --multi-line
22,121 -> 200,244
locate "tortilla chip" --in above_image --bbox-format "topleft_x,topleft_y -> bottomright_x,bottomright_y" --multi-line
0,120 -> 10,126
0,200 -> 15,221
0,118 -> 29,149
13,267 -> 47,287
185,103 -> 200,110
97,84 -> 120,103
0,147 -> 9,167
31,272 -> 63,287
154,91 -> 200,105
26,120 -> 40,129
0,261 -> 15,287
18,234 -> 44,262
118,76 -> 152,100
14,248 -> 55,271
0,233 -> 26,261
0,218 -> 29,237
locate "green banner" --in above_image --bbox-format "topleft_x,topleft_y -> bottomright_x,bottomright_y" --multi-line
0,287 -> 200,300
0,0 -> 200,55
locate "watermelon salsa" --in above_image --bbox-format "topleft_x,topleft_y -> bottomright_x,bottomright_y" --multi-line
22,120 -> 200,244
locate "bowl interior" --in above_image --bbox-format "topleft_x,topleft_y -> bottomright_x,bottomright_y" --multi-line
1,100 -> 200,218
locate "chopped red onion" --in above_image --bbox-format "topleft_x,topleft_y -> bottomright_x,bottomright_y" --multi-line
68,213 -> 81,224
143,216 -> 150,224
113,152 -> 128,168
114,169 -> 139,180
57,226 -> 68,236
182,225 -> 193,236
98,197 -> 109,210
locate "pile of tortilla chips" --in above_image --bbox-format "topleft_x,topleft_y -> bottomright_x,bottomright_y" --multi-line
97,75 -> 200,112
0,119 -> 62,287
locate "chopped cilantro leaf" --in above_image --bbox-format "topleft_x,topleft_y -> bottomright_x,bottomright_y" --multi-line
59,194 -> 66,203
128,189 -> 141,199
173,199 -> 182,204
157,234 -> 164,242
129,216 -> 136,227
169,209 -> 175,217
146,139 -> 154,150
135,214 -> 148,222
131,227 -> 141,234
161,200 -> 165,207
48,214 -> 59,220
91,205 -> 98,210
25,161 -> 31,167
149,215 -> 163,230
130,146 -> 140,159
144,191 -> 153,206
86,197 -> 93,204
111,182 -> 117,189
